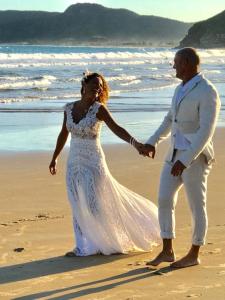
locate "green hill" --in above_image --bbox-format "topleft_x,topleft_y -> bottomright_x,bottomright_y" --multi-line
0,3 -> 191,46
179,10 -> 225,48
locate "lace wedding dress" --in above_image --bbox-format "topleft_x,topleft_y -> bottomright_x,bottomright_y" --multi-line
64,101 -> 160,256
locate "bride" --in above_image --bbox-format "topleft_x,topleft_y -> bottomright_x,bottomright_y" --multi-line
49,72 -> 160,256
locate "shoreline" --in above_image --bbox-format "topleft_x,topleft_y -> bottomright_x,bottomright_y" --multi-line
0,126 -> 224,155
1,43 -> 225,50
0,43 -> 178,48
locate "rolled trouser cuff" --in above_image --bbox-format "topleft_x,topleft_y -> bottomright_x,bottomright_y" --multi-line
192,239 -> 205,246
160,231 -> 176,239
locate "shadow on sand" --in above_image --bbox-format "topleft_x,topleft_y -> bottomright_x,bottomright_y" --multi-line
6,258 -> 177,300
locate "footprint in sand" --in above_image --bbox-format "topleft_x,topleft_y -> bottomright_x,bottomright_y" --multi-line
202,248 -> 221,255
170,289 -> 188,295
186,294 -> 201,298
217,271 -> 225,276
30,276 -> 56,285
0,286 -> 30,297
204,283 -> 222,289
0,292 -> 18,298
169,284 -> 190,294
13,225 -> 27,236
204,264 -> 225,269
127,261 -> 143,266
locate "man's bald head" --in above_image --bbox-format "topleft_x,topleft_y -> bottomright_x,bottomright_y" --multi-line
173,47 -> 200,82
176,47 -> 200,68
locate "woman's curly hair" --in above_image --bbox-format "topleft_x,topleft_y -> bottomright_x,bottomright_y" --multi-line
81,72 -> 109,105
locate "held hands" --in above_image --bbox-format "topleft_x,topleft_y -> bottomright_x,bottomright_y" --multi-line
49,159 -> 57,175
134,142 -> 156,159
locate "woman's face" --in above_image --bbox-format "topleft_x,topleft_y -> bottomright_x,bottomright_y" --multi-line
83,76 -> 103,99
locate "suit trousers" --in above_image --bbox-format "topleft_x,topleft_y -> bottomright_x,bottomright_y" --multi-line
158,150 -> 212,246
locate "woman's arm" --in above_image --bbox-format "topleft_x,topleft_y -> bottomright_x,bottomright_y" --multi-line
97,105 -> 143,151
49,112 -> 69,175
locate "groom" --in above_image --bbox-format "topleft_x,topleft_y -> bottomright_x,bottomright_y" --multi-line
139,47 -> 221,268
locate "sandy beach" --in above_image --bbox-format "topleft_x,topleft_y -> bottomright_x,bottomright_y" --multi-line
0,128 -> 225,300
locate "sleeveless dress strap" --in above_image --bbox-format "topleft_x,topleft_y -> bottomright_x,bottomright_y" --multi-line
92,101 -> 102,116
63,102 -> 73,112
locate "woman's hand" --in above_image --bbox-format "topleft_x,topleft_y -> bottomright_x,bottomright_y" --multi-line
134,141 -> 147,155
49,159 -> 57,175
134,142 -> 156,158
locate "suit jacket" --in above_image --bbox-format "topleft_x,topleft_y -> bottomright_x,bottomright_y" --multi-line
146,74 -> 221,167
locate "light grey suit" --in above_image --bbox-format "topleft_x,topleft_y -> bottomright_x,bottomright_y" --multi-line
147,74 -> 221,245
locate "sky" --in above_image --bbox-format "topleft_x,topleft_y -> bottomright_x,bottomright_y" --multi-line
0,0 -> 224,22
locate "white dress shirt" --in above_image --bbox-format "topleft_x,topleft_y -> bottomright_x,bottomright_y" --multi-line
174,73 -> 202,150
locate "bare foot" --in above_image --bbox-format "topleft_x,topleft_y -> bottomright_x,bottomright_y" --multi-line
65,251 -> 77,257
65,247 -> 81,257
146,251 -> 176,266
170,255 -> 200,268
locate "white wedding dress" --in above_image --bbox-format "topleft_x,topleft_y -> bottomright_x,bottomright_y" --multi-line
64,101 -> 160,256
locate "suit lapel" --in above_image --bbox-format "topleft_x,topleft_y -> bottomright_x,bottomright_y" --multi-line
175,76 -> 203,115
172,85 -> 181,114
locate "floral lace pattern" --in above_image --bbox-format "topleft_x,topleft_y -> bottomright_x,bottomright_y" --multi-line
63,101 -> 160,256
64,101 -> 102,139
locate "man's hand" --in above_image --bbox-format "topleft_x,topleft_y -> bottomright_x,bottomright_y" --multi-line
171,160 -> 186,176
135,143 -> 155,158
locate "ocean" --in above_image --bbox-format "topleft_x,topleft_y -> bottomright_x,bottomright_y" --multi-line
0,45 -> 224,151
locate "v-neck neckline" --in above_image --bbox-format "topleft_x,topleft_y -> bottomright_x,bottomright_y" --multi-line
70,101 -> 95,125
